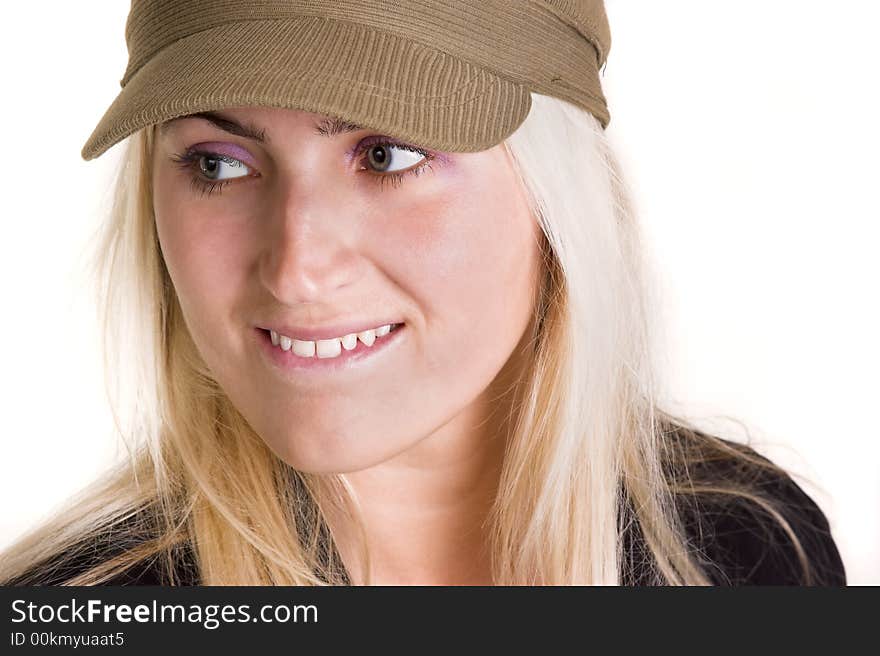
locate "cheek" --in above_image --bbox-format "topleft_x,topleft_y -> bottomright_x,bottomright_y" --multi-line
380,163 -> 539,385
152,170 -> 252,344
384,167 -> 537,333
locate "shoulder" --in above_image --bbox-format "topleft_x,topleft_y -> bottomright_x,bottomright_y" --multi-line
5,548 -> 167,586
673,436 -> 847,586
3,513 -> 199,586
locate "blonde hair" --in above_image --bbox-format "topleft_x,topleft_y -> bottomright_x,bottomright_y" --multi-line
0,93 -> 814,585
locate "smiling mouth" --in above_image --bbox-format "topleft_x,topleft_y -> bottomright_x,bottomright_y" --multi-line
256,323 -> 406,374
264,322 -> 404,358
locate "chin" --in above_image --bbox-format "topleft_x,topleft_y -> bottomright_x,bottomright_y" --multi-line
263,431 -> 397,475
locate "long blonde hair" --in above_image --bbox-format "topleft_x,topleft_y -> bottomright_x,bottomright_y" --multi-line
0,93 -> 813,585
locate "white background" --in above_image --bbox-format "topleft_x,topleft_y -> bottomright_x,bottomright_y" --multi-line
0,2 -> 876,583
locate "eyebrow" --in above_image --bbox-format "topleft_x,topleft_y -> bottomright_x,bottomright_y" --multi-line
313,116 -> 365,138
159,111 -> 366,143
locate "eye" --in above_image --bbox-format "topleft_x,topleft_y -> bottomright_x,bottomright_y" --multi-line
357,139 -> 437,191
196,154 -> 250,181
364,143 -> 426,174
169,149 -> 255,197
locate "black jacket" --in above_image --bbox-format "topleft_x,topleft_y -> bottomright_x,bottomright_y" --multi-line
4,440 -> 846,586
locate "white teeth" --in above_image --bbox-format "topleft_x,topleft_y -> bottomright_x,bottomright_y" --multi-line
316,338 -> 342,358
269,323 -> 397,359
292,338 -> 316,357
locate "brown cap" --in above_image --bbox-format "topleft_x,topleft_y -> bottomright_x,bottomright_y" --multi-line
81,0 -> 611,160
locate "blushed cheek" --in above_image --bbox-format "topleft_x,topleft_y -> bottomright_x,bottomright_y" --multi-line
153,166 -> 191,278
392,170 -> 508,283
155,171 -> 244,295
152,184 -> 237,360
440,173 -> 538,353
378,166 -> 536,354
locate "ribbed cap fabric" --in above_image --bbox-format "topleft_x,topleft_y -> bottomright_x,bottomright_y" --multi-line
81,0 -> 611,160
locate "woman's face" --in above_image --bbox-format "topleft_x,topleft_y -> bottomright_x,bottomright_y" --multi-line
152,106 -> 542,473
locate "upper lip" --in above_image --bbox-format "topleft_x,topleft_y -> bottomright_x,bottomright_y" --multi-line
259,320 -> 403,342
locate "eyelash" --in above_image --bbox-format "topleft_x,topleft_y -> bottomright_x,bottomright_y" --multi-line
168,138 -> 437,198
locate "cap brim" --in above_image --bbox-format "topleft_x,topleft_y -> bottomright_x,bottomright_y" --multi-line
81,16 -> 532,160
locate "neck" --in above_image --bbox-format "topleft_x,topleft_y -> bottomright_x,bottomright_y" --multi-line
325,332 -> 532,586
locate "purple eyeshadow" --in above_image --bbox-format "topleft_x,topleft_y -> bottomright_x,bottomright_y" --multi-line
190,141 -> 257,168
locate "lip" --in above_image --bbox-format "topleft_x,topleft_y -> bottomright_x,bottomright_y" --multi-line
259,320 -> 403,342
255,323 -> 406,376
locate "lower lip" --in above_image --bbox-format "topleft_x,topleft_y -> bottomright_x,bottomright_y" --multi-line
255,324 -> 406,376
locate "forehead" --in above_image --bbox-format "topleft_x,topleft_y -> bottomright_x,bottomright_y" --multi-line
158,108 -> 366,145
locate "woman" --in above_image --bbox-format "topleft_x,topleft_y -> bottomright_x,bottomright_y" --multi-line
0,0 -> 845,585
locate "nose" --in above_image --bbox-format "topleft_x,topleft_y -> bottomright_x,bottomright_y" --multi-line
258,189 -> 359,304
